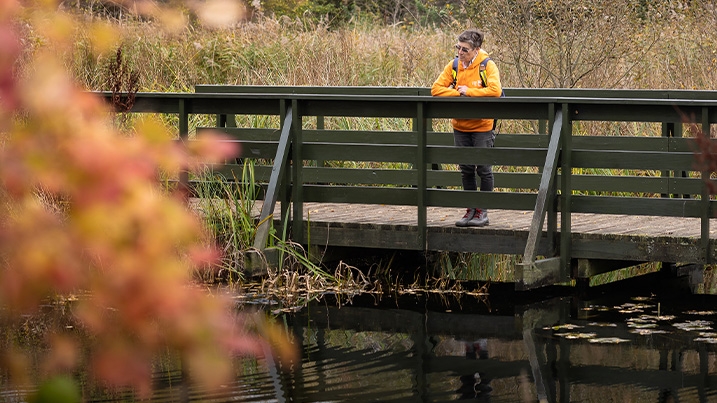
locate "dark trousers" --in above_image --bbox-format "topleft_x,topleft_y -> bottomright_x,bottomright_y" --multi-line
453,129 -> 495,192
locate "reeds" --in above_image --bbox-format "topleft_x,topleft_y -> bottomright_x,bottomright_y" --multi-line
44,2 -> 716,93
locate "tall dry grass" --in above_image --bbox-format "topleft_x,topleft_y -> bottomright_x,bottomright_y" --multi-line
24,2 -> 714,93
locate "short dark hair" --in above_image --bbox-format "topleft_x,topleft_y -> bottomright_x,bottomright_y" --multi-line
458,29 -> 484,49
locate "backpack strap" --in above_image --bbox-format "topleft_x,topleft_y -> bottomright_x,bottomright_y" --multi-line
478,57 -> 504,131
479,57 -> 506,97
478,57 -> 490,89
451,57 -> 459,88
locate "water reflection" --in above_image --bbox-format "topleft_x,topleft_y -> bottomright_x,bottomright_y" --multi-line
4,285 -> 717,402
272,290 -> 717,403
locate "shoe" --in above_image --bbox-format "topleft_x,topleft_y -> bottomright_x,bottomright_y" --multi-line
455,208 -> 476,227
466,209 -> 489,227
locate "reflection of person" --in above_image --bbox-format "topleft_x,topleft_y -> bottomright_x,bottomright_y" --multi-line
457,372 -> 493,401
465,339 -> 488,360
457,339 -> 492,400
431,29 -> 502,228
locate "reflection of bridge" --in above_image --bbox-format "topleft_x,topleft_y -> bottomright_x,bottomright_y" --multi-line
283,294 -> 717,403
100,87 -> 717,290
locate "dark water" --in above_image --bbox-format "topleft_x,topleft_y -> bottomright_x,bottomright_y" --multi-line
3,274 -> 717,402
265,287 -> 717,403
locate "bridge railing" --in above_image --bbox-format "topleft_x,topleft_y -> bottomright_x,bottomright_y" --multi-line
97,87 -> 717,287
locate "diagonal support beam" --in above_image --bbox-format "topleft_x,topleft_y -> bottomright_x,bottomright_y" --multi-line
523,109 -> 563,263
517,109 -> 563,290
252,106 -> 293,254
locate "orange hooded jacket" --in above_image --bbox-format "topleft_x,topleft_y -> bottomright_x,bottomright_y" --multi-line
431,49 -> 502,133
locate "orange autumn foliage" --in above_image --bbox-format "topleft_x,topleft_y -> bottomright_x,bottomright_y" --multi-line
0,0 -> 293,398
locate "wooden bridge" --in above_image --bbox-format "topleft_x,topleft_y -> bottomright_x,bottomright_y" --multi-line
100,86 -> 717,290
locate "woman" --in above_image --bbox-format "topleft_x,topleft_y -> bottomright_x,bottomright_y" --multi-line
431,28 -> 503,227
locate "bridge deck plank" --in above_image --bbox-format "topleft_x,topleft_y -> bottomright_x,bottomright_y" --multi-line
287,202 -> 715,238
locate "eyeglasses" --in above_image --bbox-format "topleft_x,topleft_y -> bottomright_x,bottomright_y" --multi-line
455,45 -> 472,53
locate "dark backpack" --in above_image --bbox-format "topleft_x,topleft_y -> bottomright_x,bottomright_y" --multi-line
452,56 -> 505,130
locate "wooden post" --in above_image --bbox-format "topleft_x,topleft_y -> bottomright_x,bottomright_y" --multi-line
416,102 -> 427,250
178,98 -> 189,203
559,102 -> 572,280
701,106 -> 711,264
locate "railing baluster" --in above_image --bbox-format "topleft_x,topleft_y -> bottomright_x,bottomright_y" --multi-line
701,106 -> 711,264
560,102 -> 572,279
546,102 -> 558,255
291,99 -> 304,246
416,102 -> 427,249
178,98 -> 189,201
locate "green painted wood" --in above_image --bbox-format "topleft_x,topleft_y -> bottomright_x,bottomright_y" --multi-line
302,185 -> 416,205
516,257 -> 561,291
291,99 -> 304,244
210,131 -> 691,152
232,141 -> 279,158
302,167 -> 417,185
426,190 -> 537,210
207,127 -> 456,145
426,228 -> 552,256
545,102 -> 558,256
205,164 -> 705,196
252,105 -> 294,255
571,150 -> 695,171
569,175 -> 696,195
305,130 -> 418,144
572,136 -> 669,151
96,91 -> 717,122
416,102 -> 427,249
206,165 -> 274,182
702,107 -> 711,263
298,98 -> 420,118
570,235 -> 708,263
195,85 -> 424,95
560,103 -> 572,279
571,102 -> 717,124
426,98 -> 551,120
505,88 -> 717,100
669,137 -> 700,152
306,223 -> 423,250
427,146 -> 548,166
301,143 -> 416,162
524,110 -> 563,267
301,168 -> 540,189
201,127 -> 280,140
196,85 -> 717,101
493,172 -> 541,189
569,195 -> 703,217
178,99 -> 189,197
211,127 -> 554,149
279,100 -> 292,235
301,185 -> 537,210
668,177 -> 710,195
494,134 -> 550,148
187,97 -> 282,114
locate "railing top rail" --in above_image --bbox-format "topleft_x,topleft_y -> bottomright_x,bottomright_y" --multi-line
195,85 -> 717,99
95,91 -> 717,123
96,91 -> 717,105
